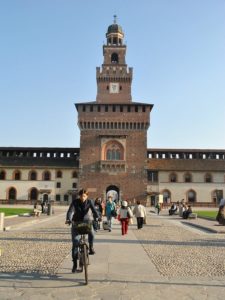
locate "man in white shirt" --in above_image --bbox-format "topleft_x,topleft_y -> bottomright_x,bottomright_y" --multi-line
133,200 -> 147,229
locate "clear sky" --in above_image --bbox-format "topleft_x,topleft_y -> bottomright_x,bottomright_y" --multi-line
0,0 -> 225,149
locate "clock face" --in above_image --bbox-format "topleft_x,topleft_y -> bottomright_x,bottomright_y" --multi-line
109,83 -> 119,93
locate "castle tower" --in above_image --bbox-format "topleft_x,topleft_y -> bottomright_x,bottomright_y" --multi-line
96,15 -> 132,103
75,17 -> 153,203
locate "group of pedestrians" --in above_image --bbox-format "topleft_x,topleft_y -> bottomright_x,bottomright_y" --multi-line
65,189 -> 147,273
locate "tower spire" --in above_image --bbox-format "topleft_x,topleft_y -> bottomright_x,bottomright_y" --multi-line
113,14 -> 117,24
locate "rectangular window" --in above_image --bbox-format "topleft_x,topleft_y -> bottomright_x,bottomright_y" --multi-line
72,182 -> 77,188
64,194 -> 69,201
147,171 -> 158,182
56,194 -> 61,201
56,182 -> 61,188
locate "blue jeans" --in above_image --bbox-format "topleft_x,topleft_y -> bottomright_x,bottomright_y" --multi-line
71,222 -> 94,262
106,215 -> 113,230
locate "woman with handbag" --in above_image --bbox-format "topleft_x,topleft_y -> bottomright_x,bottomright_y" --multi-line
118,200 -> 133,235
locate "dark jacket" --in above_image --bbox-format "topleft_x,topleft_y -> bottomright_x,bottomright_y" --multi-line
66,198 -> 99,223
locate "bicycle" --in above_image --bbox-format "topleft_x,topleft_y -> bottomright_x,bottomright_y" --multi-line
72,222 -> 91,285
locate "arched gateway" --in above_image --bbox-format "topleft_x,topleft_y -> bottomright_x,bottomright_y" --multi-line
106,185 -> 119,203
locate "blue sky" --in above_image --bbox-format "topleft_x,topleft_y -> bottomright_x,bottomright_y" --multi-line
0,0 -> 225,149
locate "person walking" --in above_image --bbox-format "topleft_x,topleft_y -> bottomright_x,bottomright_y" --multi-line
155,202 -> 161,215
133,200 -> 147,229
93,197 -> 103,231
118,200 -> 133,235
65,189 -> 100,273
105,195 -> 116,232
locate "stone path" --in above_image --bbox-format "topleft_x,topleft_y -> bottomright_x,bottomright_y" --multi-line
0,207 -> 225,299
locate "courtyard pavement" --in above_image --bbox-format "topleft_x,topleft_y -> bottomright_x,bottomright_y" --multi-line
0,206 -> 225,299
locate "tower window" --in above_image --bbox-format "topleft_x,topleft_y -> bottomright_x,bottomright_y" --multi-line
105,142 -> 124,160
111,53 -> 119,64
113,37 -> 117,44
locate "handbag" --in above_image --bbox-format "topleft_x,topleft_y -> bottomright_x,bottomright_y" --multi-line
128,218 -> 133,225
111,209 -> 117,218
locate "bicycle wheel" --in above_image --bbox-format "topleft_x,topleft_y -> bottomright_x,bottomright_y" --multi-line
83,245 -> 88,285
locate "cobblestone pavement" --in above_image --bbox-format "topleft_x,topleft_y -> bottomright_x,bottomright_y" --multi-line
133,216 -> 225,277
0,212 -> 71,274
1,209 -> 225,299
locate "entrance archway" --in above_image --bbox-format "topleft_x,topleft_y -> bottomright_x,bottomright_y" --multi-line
106,185 -> 119,203
43,194 -> 49,203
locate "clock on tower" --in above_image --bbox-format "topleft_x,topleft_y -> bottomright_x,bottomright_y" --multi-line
109,82 -> 119,93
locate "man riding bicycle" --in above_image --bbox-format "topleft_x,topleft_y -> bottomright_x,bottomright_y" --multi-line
65,189 -> 100,273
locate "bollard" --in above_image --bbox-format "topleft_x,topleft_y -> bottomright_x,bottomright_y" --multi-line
47,203 -> 52,216
0,212 -> 5,231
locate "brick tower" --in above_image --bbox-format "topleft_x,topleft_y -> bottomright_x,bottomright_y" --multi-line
75,17 -> 153,203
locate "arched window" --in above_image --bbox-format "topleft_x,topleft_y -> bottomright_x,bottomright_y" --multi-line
14,170 -> 21,180
0,170 -> 6,180
107,149 -> 112,160
169,173 -> 177,182
111,53 -> 119,63
29,171 -> 37,180
8,187 -> 16,201
72,171 -> 78,178
205,173 -> 212,183
30,188 -> 38,201
105,141 -> 123,161
187,190 -> 196,203
43,171 -> 51,181
56,170 -> 62,178
184,173 -> 192,183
